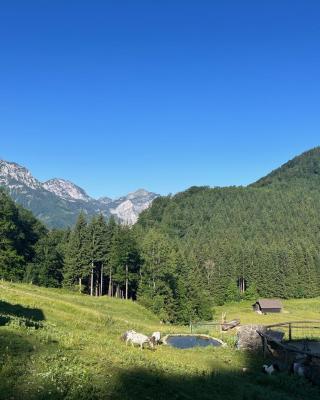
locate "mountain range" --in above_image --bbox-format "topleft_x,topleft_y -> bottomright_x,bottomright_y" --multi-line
0,159 -> 158,228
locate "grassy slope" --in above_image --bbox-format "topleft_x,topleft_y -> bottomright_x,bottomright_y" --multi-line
1,283 -> 320,400
215,298 -> 320,325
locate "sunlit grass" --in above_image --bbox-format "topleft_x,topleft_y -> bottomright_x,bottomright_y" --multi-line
0,282 -> 319,399
214,298 -> 320,325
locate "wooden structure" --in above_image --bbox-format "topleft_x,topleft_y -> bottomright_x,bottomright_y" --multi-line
257,321 -> 320,385
253,298 -> 282,314
221,319 -> 240,331
190,319 -> 240,333
260,320 -> 320,343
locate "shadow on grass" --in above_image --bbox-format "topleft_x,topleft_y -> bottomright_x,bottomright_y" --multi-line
0,300 -> 45,328
0,329 -> 41,399
21,349 -> 320,400
0,302 -> 48,398
0,317 -> 319,400
0,324 -> 60,400
105,356 -> 320,400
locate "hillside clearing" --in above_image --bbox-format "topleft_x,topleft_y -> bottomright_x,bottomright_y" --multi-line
214,298 -> 320,325
1,282 -> 320,400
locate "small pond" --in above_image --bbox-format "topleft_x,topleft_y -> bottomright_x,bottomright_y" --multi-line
165,335 -> 224,349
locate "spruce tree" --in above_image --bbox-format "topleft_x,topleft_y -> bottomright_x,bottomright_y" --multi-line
63,212 -> 90,291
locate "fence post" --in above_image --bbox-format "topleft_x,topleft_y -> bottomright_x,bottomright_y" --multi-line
289,323 -> 292,341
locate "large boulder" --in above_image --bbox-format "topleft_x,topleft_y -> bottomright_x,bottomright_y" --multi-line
236,325 -> 266,350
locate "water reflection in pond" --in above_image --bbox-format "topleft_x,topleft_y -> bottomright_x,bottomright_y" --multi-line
166,335 -> 223,349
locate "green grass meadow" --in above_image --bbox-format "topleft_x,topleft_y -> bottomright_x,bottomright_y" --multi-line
1,282 -> 320,400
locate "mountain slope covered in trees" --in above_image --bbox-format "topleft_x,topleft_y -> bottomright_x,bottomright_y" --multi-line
137,147 -> 320,305
253,147 -> 320,188
0,189 -> 48,281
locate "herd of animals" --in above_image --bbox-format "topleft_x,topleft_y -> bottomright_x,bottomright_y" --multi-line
262,356 -> 320,383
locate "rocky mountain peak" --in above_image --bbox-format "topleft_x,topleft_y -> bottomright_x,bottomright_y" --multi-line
98,196 -> 113,205
0,158 -> 159,227
43,178 -> 92,202
126,188 -> 151,199
110,189 -> 158,224
0,160 -> 42,190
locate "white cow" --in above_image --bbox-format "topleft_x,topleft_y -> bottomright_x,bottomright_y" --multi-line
126,331 -> 154,350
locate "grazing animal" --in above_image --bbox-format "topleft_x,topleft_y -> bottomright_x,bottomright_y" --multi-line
121,329 -> 136,341
151,331 -> 161,345
149,336 -> 156,347
126,331 -> 154,350
262,364 -> 280,375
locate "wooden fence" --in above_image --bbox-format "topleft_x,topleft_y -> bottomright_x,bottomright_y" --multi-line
264,320 -> 320,341
258,320 -> 320,360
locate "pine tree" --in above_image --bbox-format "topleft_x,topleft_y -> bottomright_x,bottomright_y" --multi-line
63,212 -> 90,291
225,281 -> 241,303
87,214 -> 109,296
110,225 -> 140,299
25,230 -> 64,287
105,216 -> 117,296
243,282 -> 258,300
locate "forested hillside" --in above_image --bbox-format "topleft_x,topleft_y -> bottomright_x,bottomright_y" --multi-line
137,147 -> 320,306
2,147 -> 320,325
253,147 -> 320,188
0,189 -> 47,281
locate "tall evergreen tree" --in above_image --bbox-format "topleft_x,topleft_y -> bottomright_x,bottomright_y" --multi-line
63,212 -> 90,291
87,214 -> 109,296
25,230 -> 64,287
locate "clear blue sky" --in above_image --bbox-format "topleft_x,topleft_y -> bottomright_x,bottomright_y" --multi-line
1,1 -> 320,199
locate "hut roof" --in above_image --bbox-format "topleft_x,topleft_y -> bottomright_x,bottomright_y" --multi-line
256,299 -> 283,309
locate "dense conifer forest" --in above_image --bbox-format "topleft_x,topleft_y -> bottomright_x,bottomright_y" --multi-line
1,147 -> 320,324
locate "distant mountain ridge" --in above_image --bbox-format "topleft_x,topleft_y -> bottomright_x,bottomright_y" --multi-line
43,178 -> 92,202
0,159 -> 158,228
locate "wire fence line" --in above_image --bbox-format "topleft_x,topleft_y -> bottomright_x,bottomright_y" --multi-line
189,320 -> 240,334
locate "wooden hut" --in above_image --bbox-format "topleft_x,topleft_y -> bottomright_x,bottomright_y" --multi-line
252,299 -> 282,314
